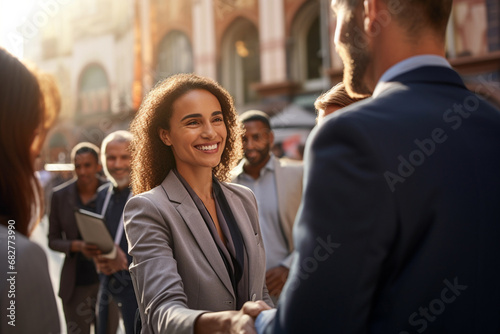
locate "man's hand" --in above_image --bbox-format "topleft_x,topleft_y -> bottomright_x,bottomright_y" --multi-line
240,300 -> 272,318
94,246 -> 128,275
266,266 -> 289,297
72,240 -> 101,258
194,301 -> 271,334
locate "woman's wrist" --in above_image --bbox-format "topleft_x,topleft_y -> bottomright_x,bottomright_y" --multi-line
194,311 -> 234,334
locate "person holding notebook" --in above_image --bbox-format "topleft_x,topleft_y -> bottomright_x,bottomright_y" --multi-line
94,130 -> 138,334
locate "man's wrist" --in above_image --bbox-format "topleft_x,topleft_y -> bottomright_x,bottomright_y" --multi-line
71,240 -> 83,252
255,309 -> 277,334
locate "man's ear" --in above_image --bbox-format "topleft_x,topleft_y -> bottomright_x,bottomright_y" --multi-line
363,0 -> 378,34
158,127 -> 172,146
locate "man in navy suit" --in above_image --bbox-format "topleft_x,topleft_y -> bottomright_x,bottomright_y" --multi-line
256,0 -> 500,333
95,131 -> 138,334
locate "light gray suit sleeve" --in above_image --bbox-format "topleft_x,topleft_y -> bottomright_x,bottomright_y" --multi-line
124,194 -> 206,334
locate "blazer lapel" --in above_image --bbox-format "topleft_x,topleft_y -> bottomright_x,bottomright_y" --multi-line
221,185 -> 260,298
161,172 -> 235,298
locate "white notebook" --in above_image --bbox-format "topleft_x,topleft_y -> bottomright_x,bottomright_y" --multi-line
75,209 -> 116,259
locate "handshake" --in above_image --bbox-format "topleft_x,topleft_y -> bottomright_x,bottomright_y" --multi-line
194,300 -> 275,334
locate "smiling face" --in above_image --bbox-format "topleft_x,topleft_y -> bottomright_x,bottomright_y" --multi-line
158,89 -> 227,175
104,140 -> 131,190
242,120 -> 273,168
74,152 -> 101,186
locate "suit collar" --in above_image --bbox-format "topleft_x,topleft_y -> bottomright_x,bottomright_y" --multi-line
232,160 -> 245,178
373,66 -> 466,98
219,183 -> 260,300
160,170 -> 190,204
378,55 -> 451,85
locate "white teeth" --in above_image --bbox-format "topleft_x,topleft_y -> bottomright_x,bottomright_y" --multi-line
197,144 -> 217,151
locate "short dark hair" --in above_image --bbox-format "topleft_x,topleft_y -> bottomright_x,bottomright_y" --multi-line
239,110 -> 271,130
71,142 -> 99,164
393,0 -> 452,39
339,0 -> 452,40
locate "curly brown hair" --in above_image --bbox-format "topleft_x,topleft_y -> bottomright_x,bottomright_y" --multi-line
130,73 -> 243,195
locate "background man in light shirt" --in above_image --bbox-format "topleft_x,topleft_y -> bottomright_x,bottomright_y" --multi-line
231,110 -> 303,303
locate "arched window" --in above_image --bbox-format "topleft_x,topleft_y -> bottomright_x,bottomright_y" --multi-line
290,0 -> 323,90
78,64 -> 110,115
156,30 -> 194,81
220,18 -> 260,106
306,15 -> 321,80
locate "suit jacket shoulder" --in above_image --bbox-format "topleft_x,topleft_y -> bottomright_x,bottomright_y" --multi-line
0,226 -> 60,333
52,178 -> 77,195
219,181 -> 257,204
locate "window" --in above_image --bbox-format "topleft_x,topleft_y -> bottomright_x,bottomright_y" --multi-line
156,30 -> 193,81
78,64 -> 110,115
290,0 -> 324,91
220,18 -> 260,106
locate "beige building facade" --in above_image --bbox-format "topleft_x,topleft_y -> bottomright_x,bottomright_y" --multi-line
22,0 -> 500,162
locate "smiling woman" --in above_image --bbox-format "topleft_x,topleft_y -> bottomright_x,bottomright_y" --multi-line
125,73 -> 273,334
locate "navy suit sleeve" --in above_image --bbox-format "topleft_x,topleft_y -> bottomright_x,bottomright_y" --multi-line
270,115 -> 397,333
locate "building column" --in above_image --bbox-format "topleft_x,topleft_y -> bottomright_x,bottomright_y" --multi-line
486,0 -> 499,51
138,0 -> 154,97
192,0 -> 217,80
258,0 -> 287,84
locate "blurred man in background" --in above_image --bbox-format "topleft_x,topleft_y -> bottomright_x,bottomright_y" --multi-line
49,142 -> 104,334
95,130 -> 137,334
231,110 -> 303,303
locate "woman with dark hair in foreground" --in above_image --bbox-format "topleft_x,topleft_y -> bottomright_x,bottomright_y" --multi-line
0,47 -> 61,333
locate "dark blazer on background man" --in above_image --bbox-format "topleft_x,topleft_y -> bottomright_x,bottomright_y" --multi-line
269,66 -> 500,333
124,170 -> 272,334
48,178 -> 102,303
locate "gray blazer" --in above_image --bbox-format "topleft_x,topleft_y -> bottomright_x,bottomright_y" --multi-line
0,224 -> 60,334
124,171 -> 272,334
